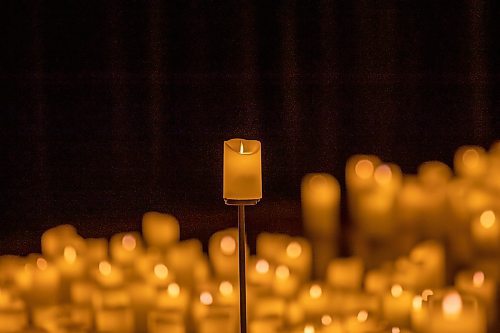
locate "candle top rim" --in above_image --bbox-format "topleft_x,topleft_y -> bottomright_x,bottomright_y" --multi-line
225,138 -> 261,155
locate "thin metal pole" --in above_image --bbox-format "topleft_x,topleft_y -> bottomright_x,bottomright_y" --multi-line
238,205 -> 247,333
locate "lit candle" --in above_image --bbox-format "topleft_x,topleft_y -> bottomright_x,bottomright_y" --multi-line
93,260 -> 124,289
55,245 -> 87,301
142,211 -> 180,250
455,270 -> 497,324
427,291 -> 486,333
409,241 -> 445,289
41,224 -> 84,259
110,232 -> 144,267
216,280 -> 238,307
165,239 -> 204,287
301,173 -> 341,277
30,256 -> 61,306
471,210 -> 499,253
247,257 -> 274,290
326,257 -> 364,291
297,283 -> 330,318
410,294 -> 430,333
276,237 -> 312,281
272,265 -> 300,298
0,288 -> 28,333
223,138 -> 262,201
382,284 -> 414,328
454,145 -> 488,180
396,176 -> 425,229
418,161 -> 452,190
256,233 -> 288,264
343,310 -> 381,333
345,155 -> 381,195
156,282 -> 190,313
208,229 -> 239,279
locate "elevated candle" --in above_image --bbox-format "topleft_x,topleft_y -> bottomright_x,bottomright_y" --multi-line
223,138 -> 262,201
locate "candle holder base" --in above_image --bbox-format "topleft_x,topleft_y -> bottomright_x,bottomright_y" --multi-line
224,199 -> 260,206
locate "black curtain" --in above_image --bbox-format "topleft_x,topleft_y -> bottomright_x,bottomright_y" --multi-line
2,1 -> 499,248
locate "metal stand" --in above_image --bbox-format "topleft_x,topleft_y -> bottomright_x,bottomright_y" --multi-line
225,199 -> 259,333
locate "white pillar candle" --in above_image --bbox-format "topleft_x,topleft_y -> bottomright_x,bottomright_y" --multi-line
471,210 -> 499,253
382,284 -> 414,328
345,155 -> 381,195
326,257 -> 364,291
142,211 -> 180,250
41,224 -> 84,259
223,138 -> 262,201
55,245 -> 87,302
427,291 -> 486,333
272,265 -> 301,298
455,270 -> 497,324
247,257 -> 274,290
396,176 -> 425,229
454,145 -> 489,180
209,229 -> 239,279
216,280 -> 238,307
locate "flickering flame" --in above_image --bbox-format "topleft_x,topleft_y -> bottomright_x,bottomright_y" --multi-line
391,284 -> 403,298
304,325 -> 315,333
392,328 -> 401,333
240,141 -> 244,154
255,259 -> 269,274
463,149 -> 479,168
473,271 -> 485,288
63,246 -> 77,264
167,283 -> 180,298
99,261 -> 112,276
286,241 -> 302,259
355,160 -> 374,180
122,234 -> 137,251
36,258 -> 48,271
275,265 -> 290,280
412,296 -> 423,310
309,284 -> 323,299
480,210 -> 496,229
442,292 -> 462,318
220,236 -> 236,255
200,291 -> 213,305
321,315 -> 332,326
219,281 -> 234,296
154,264 -> 169,280
374,164 -> 392,185
421,289 -> 434,301
357,310 -> 368,323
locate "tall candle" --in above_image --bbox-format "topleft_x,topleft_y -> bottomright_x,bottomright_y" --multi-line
110,232 -> 144,267
166,239 -> 204,287
209,229 -> 240,279
223,138 -> 262,201
142,211 -> 180,250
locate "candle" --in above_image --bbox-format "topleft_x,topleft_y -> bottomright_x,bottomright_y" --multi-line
427,291 -> 486,333
148,311 -> 186,333
410,295 -> 430,333
142,211 -> 180,250
30,256 -> 61,306
70,279 -> 96,305
471,210 -> 499,253
345,155 -> 381,195
93,260 -> 124,289
223,138 -> 262,201
209,229 -> 240,279
128,280 -> 157,333
455,270 -> 497,324
247,257 -> 274,291
364,267 -> 392,295
396,176 -> 425,229
297,283 -> 330,318
408,241 -> 445,289
418,161 -> 452,190
343,310 -> 381,333
454,145 -> 488,180
382,284 -> 414,328
216,280 -> 238,306
277,237 -> 312,281
85,237 -> 108,265
256,233 -> 288,264
0,288 -> 28,333
272,265 -> 301,298
166,239 -> 204,287
326,257 -> 364,291
41,224 -> 85,259
55,245 -> 87,302
156,282 -> 190,313
301,173 -> 341,277
110,232 -> 144,267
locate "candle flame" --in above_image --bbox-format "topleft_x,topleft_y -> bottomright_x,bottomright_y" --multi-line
480,210 -> 496,229
286,241 -> 302,259
356,310 -> 368,323
374,164 -> 392,185
122,234 -> 137,251
309,284 -> 322,299
442,291 -> 462,318
219,281 -> 234,296
392,328 -> 401,333
473,271 -> 485,287
275,265 -> 290,280
391,284 -> 403,298
255,259 -> 269,274
167,283 -> 180,298
220,236 -> 236,255
355,160 -> 374,180
63,246 -> 77,264
240,141 -> 244,154
321,315 -> 332,326
421,289 -> 434,301
200,291 -> 213,305
99,261 -> 112,276
36,258 -> 48,271
154,263 -> 169,280
412,296 -> 423,310
462,149 -> 479,168
304,325 -> 315,333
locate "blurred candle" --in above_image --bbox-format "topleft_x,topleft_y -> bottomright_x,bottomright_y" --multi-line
31,257 -> 61,306
247,257 -> 273,290
326,257 -> 364,291
110,232 -> 144,267
410,295 -> 429,333
455,270 -> 497,324
142,212 -> 180,250
454,146 -> 488,180
272,265 -> 300,298
298,283 -> 330,318
166,239 -> 204,287
156,282 -> 190,313
345,155 -> 381,195
93,260 -> 124,289
471,210 -> 499,253
382,284 -> 414,328
209,229 -> 239,279
409,241 -> 445,289
223,138 -> 262,201
0,288 -> 28,333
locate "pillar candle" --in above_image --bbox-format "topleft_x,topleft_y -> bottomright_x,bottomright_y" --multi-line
223,138 -> 262,201
297,283 -> 330,318
30,256 -> 61,306
345,155 -> 381,195
85,238 -> 108,265
382,284 -> 414,328
0,288 -> 28,333
454,145 -> 489,180
342,310 -> 381,333
396,176 -> 425,230
326,257 -> 364,291
373,163 -> 402,195
272,265 -> 301,298
247,257 -> 274,290
142,211 -> 180,250
209,229 -> 240,279
410,295 -> 429,333
418,161 -> 452,190
455,270 -> 497,324
128,280 -> 157,333
156,282 -> 190,313
93,260 -> 124,289
148,310 -> 186,333
55,245 -> 87,302
275,237 -> 312,281
471,210 -> 499,253
166,239 -> 204,287
110,232 -> 144,267
408,241 -> 445,289
41,224 -> 83,259
256,233 -> 288,264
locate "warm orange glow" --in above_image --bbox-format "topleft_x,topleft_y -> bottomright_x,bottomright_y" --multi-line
304,324 -> 315,333
321,315 -> 332,326
219,281 -> 234,296
309,175 -> 327,189
99,261 -> 112,276
63,246 -> 77,264
374,164 -> 392,185
154,263 -> 169,280
442,292 -> 462,318
309,284 -> 322,299
36,258 -> 48,271
391,284 -> 403,298
392,328 -> 401,333
421,289 -> 434,301
122,234 -> 137,251
355,160 -> 374,180
167,283 -> 180,298
275,265 -> 290,280
240,141 -> 244,154
286,241 -> 302,259
462,149 -> 479,168
200,291 -> 213,305
480,210 -> 496,229
255,259 -> 269,274
412,296 -> 423,310
357,310 -> 368,322
220,236 -> 236,255
472,271 -> 485,288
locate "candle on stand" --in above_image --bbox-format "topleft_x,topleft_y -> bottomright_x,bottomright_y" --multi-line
142,211 -> 180,250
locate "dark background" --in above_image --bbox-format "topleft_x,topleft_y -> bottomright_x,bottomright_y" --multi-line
2,1 -> 499,254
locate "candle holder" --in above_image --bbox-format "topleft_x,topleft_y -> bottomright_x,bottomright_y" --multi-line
225,199 -> 259,333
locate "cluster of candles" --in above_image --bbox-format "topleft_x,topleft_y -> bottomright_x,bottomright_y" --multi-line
0,141 -> 499,333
